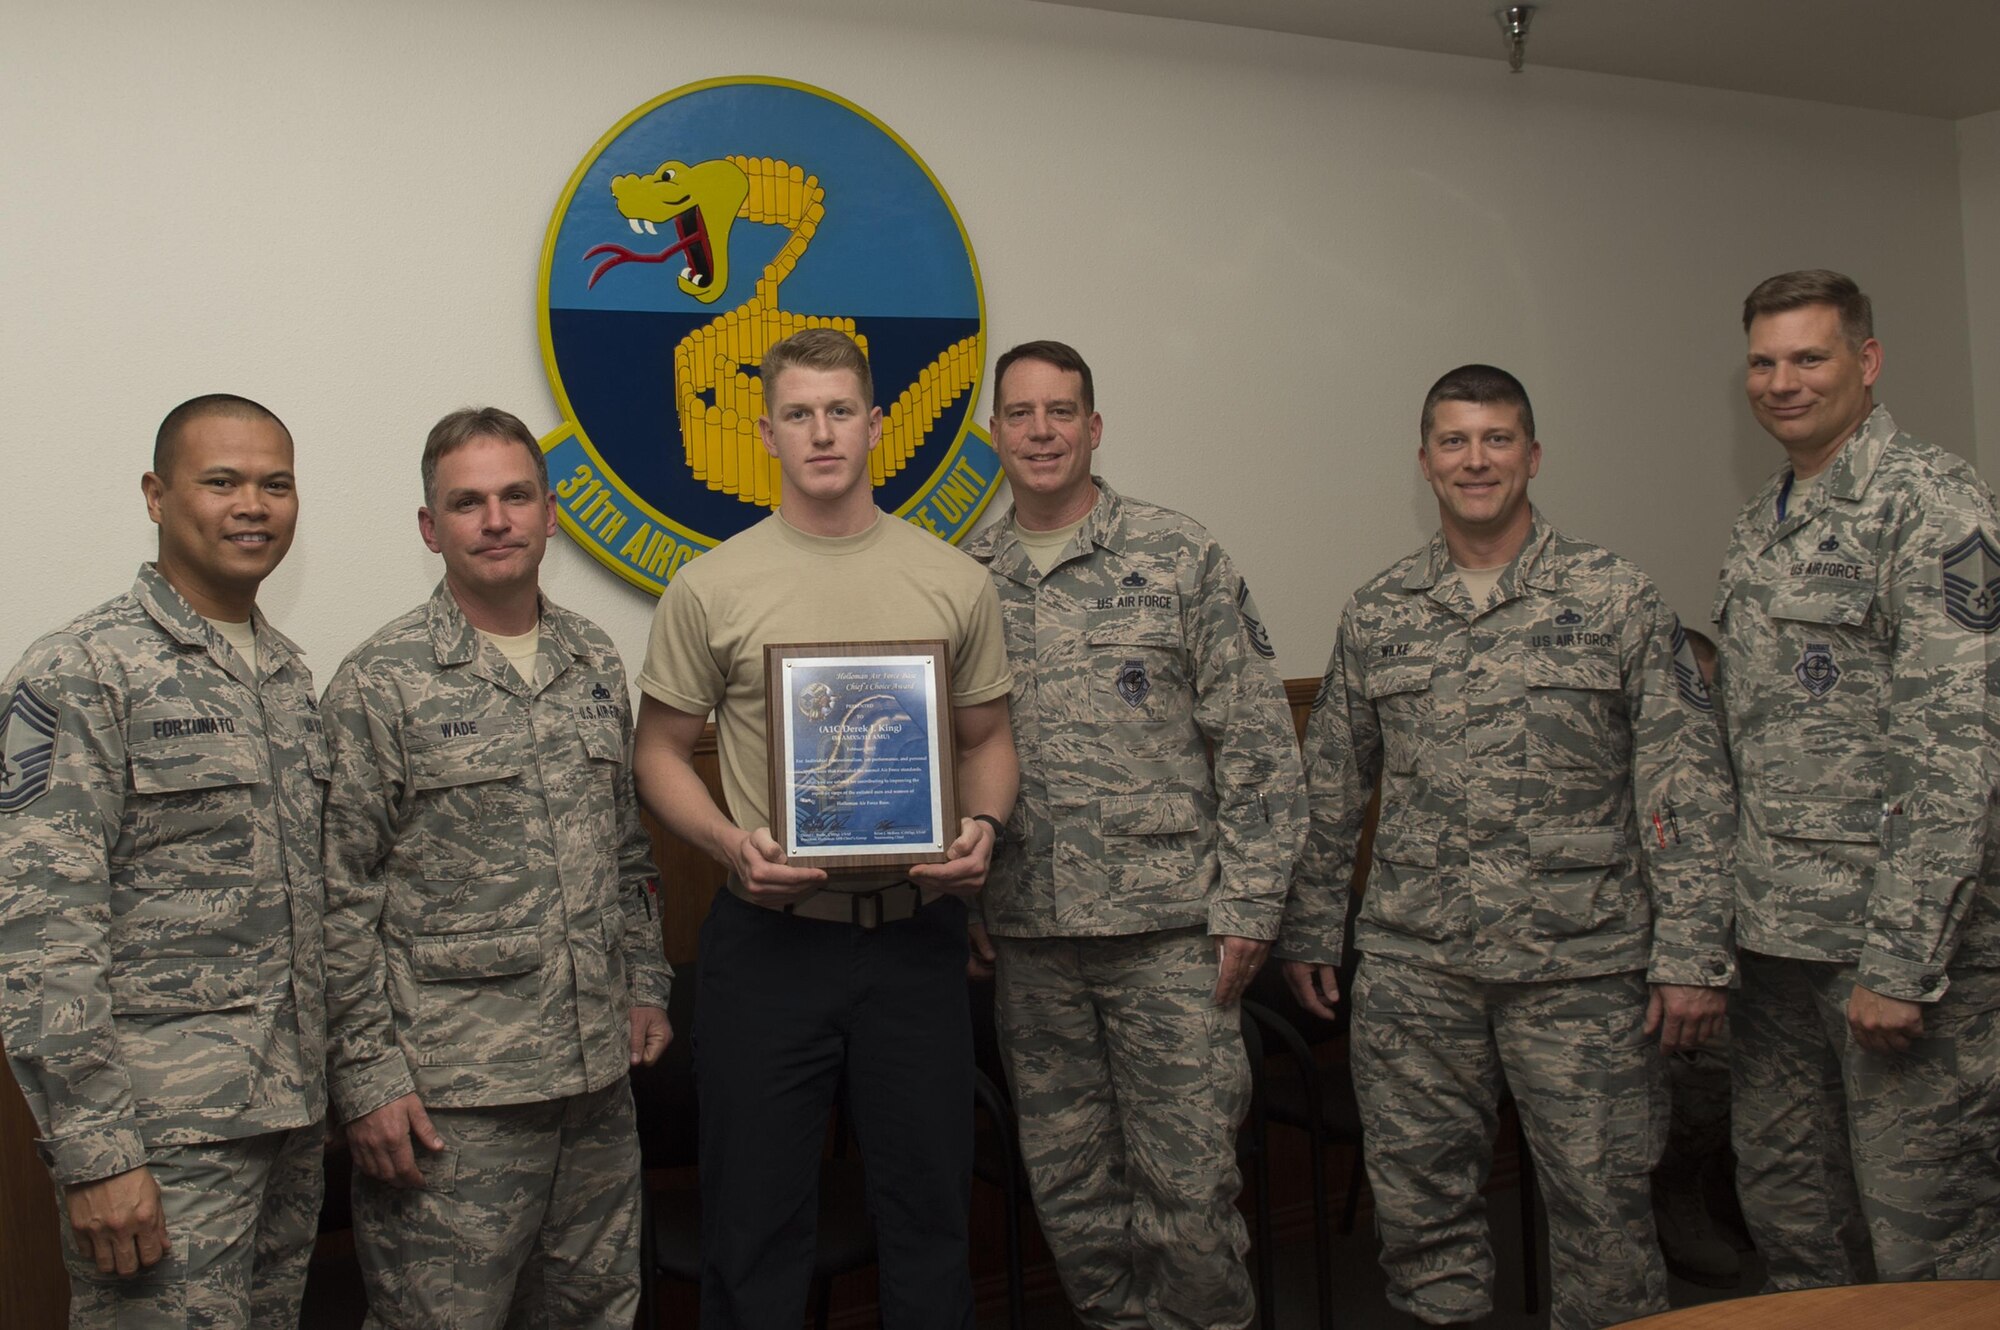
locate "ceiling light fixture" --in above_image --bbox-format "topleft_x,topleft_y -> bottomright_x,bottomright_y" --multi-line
1497,5 -> 1535,73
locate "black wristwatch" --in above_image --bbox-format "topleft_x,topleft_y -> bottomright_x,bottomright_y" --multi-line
971,813 -> 1009,849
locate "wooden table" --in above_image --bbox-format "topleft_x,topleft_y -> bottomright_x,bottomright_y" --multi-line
1618,1281 -> 2000,1330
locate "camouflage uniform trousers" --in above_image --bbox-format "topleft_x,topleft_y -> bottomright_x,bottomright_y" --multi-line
994,925 -> 1254,1330
1351,956 -> 1668,1330
1732,952 -> 2000,1288
351,1079 -> 641,1329
61,1121 -> 325,1329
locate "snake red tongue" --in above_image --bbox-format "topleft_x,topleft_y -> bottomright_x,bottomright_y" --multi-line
583,208 -> 710,289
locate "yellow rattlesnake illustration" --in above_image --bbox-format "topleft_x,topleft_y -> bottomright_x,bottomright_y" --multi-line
586,155 -> 979,509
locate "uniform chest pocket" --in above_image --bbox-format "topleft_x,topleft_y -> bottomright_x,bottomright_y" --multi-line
406,725 -> 530,879
578,720 -> 624,766
123,734 -> 261,888
1085,610 -> 1189,719
1525,654 -> 1625,770
1364,663 -> 1436,775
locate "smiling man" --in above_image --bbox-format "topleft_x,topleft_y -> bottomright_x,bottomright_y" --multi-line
960,339 -> 1304,1330
1278,364 -> 1736,1330
318,407 -> 672,1328
1715,269 -> 2000,1285
633,328 -> 1016,1329
0,395 -> 329,1327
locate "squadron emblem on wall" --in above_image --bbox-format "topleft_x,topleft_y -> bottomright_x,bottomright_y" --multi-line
537,77 -> 1001,593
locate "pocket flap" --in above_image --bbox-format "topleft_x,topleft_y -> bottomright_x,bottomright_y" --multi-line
1372,818 -> 1440,867
1527,826 -> 1623,870
128,735 -> 261,794
1364,662 -> 1434,701
1524,654 -> 1621,692
1764,793 -> 1882,844
411,928 -> 543,982
306,737 -> 332,783
578,722 -> 624,763
108,956 -> 260,1015
407,733 -> 523,792
1085,611 -> 1181,647
1770,587 -> 1873,628
1099,792 -> 1200,837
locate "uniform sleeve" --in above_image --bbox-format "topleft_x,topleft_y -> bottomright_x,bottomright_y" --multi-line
1186,548 -> 1305,940
609,661 -> 673,1011
948,573 -> 1013,707
1857,479 -> 2000,999
1627,594 -> 1737,987
635,574 -> 725,716
1277,601 -> 1375,964
319,662 -> 417,1122
0,642 -> 149,1186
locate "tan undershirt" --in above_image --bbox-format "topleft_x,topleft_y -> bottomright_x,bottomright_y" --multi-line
1012,514 -> 1088,575
1787,467 -> 1822,512
477,626 -> 542,687
1452,562 -> 1507,611
203,616 -> 258,675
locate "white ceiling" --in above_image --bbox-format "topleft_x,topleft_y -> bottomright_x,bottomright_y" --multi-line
1040,0 -> 2000,120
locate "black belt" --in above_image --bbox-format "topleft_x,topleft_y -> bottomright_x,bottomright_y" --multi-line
729,876 -> 923,928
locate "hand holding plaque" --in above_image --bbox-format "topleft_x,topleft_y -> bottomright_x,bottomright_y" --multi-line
764,642 -> 959,879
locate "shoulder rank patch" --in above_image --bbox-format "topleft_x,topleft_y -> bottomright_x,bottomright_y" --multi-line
1310,669 -> 1336,714
1236,581 -> 1276,659
1116,659 -> 1152,709
0,682 -> 59,813
1795,642 -> 1840,698
1670,620 -> 1713,712
1942,530 -> 2000,633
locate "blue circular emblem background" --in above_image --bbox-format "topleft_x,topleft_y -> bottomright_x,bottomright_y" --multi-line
538,77 -> 999,593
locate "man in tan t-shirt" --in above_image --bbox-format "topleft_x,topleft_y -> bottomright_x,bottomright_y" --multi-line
632,328 -> 1018,1330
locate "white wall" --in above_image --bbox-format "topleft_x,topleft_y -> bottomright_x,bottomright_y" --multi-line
1,0 -> 1982,684
1963,110 -> 2000,478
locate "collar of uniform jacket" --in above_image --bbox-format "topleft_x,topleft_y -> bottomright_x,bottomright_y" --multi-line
982,474 -> 1128,585
132,560 -> 303,675
1749,404 -> 1899,540
422,579 -> 593,672
1401,507 -> 1563,600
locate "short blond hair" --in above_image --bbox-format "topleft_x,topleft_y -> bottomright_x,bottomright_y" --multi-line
760,328 -> 873,408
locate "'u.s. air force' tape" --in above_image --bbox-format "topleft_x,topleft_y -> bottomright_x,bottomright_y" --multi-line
0,682 -> 59,812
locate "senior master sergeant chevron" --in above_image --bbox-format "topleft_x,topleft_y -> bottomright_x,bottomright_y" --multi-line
319,407 -> 673,1328
962,340 -> 1305,1330
1278,364 -> 1737,1330
1716,269 -> 2000,1286
0,394 -> 328,1326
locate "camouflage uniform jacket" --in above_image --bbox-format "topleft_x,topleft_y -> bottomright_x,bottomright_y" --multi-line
1278,514 -> 1736,985
1714,405 -> 2000,999
0,564 -> 327,1187
320,583 -> 671,1122
961,481 -> 1304,939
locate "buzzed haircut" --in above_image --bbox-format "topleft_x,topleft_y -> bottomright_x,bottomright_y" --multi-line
1741,269 -> 1874,348
153,394 -> 292,477
995,340 -> 1095,414
1420,364 -> 1535,444
759,327 -> 874,410
420,406 -> 548,508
